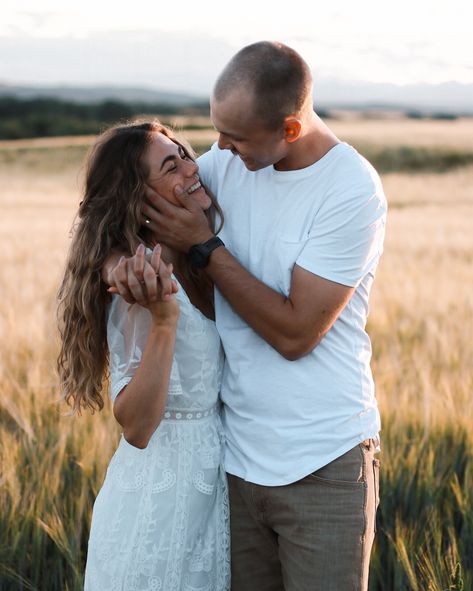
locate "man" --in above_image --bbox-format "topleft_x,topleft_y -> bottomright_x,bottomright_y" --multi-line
115,41 -> 386,590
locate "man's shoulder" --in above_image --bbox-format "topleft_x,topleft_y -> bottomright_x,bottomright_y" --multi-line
331,144 -> 380,180
324,144 -> 384,199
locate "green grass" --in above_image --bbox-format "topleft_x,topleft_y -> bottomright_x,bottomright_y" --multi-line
370,420 -> 472,590
1,350 -> 472,590
357,145 -> 473,174
0,393 -> 473,591
0,339 -> 119,590
3,142 -> 473,175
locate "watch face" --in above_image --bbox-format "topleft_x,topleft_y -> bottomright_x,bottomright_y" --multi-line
189,237 -> 223,268
189,245 -> 208,268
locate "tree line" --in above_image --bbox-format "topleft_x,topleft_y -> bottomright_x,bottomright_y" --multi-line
0,96 -> 210,139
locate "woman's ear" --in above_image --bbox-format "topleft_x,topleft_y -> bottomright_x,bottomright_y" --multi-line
283,118 -> 302,143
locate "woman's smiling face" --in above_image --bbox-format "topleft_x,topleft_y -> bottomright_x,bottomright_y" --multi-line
144,132 -> 212,210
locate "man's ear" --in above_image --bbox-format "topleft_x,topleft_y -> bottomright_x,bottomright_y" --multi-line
283,117 -> 302,143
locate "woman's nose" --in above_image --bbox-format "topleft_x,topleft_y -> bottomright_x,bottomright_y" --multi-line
185,158 -> 199,176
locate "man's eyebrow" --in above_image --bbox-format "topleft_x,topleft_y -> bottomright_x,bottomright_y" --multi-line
216,128 -> 246,141
211,119 -> 245,141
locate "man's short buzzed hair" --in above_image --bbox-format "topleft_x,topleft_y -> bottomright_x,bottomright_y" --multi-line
213,41 -> 313,130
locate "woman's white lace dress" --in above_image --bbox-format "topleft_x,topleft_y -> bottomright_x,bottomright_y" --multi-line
84,284 -> 230,591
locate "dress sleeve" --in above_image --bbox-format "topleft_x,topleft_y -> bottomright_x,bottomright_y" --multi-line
106,296 -> 152,402
296,174 -> 387,288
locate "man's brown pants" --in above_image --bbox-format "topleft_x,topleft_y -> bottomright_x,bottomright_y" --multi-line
228,439 -> 380,591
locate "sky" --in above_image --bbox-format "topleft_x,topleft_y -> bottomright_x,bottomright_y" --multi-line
1,0 -> 473,94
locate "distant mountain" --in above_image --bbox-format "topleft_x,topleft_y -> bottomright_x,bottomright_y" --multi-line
0,84 -> 207,105
0,80 -> 472,114
314,79 -> 473,115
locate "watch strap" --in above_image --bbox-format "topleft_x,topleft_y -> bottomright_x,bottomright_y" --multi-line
188,236 -> 224,268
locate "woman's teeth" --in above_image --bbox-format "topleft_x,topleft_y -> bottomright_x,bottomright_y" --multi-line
187,181 -> 201,195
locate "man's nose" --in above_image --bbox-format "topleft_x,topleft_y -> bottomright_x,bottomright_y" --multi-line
218,134 -> 233,151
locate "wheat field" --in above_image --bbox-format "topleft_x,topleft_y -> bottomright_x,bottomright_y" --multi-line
0,118 -> 472,590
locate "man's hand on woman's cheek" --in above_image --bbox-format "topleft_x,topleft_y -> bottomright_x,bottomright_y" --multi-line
143,185 -> 214,252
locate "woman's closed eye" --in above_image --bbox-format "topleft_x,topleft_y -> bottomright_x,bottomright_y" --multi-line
166,147 -> 191,173
178,146 -> 189,159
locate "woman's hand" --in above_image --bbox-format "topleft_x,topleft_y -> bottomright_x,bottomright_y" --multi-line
108,244 -> 179,324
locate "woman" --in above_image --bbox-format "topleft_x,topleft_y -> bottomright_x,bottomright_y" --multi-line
57,121 -> 230,590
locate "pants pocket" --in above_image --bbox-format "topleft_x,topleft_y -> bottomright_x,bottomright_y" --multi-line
309,444 -> 366,487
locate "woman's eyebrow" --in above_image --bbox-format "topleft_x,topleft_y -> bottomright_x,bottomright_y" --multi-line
160,154 -> 177,170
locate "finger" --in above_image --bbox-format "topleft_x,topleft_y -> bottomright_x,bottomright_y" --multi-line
174,185 -> 196,211
145,184 -> 174,214
144,183 -> 165,203
172,184 -> 200,212
149,243 -> 162,274
164,263 -> 176,299
143,245 -> 161,302
133,243 -> 146,283
142,262 -> 159,302
141,203 -> 167,229
171,280 -> 179,294
113,257 -> 136,304
157,260 -> 174,301
126,261 -> 147,305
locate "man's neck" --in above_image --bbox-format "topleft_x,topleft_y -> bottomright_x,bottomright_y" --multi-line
274,113 -> 339,172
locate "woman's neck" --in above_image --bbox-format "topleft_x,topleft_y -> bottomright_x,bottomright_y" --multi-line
158,243 -> 215,320
160,244 -> 180,270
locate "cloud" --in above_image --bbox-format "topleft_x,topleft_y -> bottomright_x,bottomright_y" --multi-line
0,30 -> 236,93
1,27 -> 472,90
18,10 -> 56,29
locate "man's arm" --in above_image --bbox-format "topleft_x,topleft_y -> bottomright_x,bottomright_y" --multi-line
142,187 -> 354,360
205,247 -> 354,360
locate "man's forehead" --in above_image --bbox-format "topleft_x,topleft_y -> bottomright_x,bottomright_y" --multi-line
211,94 -> 256,135
212,88 -> 254,109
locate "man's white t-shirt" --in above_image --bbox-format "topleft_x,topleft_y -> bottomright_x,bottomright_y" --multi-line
197,142 -> 387,486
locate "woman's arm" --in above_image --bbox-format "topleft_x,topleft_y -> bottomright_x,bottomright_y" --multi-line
113,319 -> 177,449
111,244 -> 179,449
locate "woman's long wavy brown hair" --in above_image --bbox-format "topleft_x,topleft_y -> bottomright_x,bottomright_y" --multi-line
57,120 -> 223,414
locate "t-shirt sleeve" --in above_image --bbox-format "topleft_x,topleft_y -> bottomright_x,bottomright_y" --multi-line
296,176 -> 387,288
107,296 -> 151,402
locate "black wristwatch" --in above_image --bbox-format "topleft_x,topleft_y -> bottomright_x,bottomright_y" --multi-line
188,236 -> 224,269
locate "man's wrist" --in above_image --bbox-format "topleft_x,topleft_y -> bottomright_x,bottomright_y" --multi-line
188,236 -> 224,269
194,230 -> 214,246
